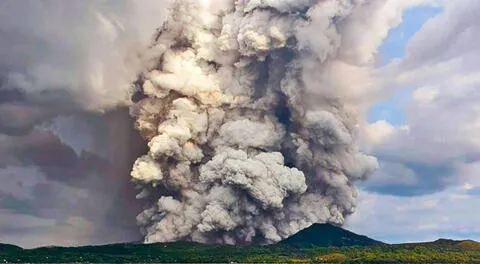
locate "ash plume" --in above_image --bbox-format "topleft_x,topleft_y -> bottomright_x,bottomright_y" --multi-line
130,0 -> 378,245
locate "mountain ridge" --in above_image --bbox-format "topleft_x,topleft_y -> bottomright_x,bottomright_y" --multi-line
2,224 -> 479,250
280,223 -> 385,247
1,224 -> 479,263
402,238 -> 480,248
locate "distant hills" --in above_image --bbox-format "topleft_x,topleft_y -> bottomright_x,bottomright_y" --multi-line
280,223 -> 384,247
404,238 -> 480,249
1,224 -> 480,263
0,243 -> 21,252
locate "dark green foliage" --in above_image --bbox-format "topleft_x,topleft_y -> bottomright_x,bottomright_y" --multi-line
1,226 -> 479,263
1,241 -> 480,263
0,243 -> 22,253
280,223 -> 385,247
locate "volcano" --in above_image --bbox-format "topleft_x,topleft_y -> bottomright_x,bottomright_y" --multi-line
280,223 -> 384,247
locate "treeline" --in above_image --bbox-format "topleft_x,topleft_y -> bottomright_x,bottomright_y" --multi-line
1,242 -> 480,263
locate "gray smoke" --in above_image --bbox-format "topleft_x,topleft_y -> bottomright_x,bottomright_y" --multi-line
0,0 -> 170,247
129,0 -> 378,245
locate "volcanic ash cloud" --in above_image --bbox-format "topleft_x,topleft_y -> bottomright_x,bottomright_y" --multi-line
129,0 -> 378,245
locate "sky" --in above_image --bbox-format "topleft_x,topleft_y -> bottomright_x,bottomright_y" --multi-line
346,1 -> 480,243
1,0 -> 480,247
0,1 -> 166,248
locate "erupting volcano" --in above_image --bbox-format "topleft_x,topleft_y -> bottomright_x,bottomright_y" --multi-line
128,0 -> 378,245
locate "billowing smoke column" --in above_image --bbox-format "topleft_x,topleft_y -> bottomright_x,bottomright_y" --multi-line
129,0 -> 378,245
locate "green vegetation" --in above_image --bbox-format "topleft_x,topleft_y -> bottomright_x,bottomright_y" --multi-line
1,240 -> 479,263
0,243 -> 22,253
1,224 -> 479,263
457,240 -> 480,249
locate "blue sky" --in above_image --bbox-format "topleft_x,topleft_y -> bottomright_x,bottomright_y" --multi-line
368,5 -> 443,126
377,6 -> 443,66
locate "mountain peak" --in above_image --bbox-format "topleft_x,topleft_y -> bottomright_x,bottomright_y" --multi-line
280,223 -> 384,247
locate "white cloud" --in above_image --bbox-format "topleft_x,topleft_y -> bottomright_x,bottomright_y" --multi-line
363,0 -> 480,195
361,120 -> 395,147
412,86 -> 439,105
346,187 -> 480,243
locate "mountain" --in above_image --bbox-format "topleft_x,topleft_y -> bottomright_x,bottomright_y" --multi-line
404,238 -> 480,249
457,240 -> 480,249
1,228 -> 480,263
0,243 -> 22,252
280,223 -> 385,247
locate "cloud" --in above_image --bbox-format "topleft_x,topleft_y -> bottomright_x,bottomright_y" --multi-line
362,161 -> 418,188
337,0 -> 438,65
362,0 -> 480,196
0,0 -> 170,110
400,0 -> 480,71
346,187 -> 480,243
0,0 -> 171,248
0,152 -> 145,248
0,119 -> 147,248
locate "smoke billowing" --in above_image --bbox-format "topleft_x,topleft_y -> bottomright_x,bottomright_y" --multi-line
0,0 -> 168,247
129,0 -> 378,245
